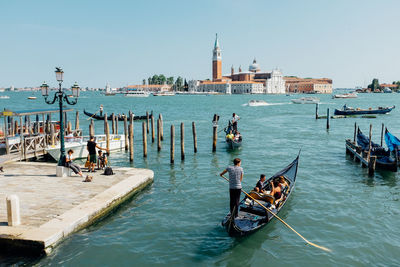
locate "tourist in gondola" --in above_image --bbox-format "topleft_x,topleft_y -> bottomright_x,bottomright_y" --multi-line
87,136 -> 108,172
278,176 -> 290,192
219,158 -> 243,218
270,179 -> 284,206
232,113 -> 240,132
226,130 -> 234,140
254,174 -> 266,193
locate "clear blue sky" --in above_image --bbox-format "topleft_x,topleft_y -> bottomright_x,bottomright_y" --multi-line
1,0 -> 399,88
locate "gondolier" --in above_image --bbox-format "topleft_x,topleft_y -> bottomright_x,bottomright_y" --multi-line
99,105 -> 103,116
231,113 -> 240,132
220,158 -> 243,218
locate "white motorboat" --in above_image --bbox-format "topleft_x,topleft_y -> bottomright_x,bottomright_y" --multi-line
125,91 -> 150,97
248,100 -> 268,106
0,95 -> 10,99
291,97 -> 320,104
333,92 -> 357,99
46,134 -> 125,161
152,91 -> 175,96
28,96 -> 37,100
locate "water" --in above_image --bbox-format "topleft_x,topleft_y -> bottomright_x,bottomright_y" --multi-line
1,92 -> 400,266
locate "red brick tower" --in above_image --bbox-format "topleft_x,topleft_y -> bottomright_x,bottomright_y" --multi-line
212,34 -> 222,81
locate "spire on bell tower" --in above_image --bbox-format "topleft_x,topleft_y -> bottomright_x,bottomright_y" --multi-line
212,33 -> 222,81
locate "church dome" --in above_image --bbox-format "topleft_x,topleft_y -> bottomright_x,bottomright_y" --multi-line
249,58 -> 260,73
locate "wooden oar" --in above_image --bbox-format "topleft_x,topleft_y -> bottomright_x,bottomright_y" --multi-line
219,175 -> 331,252
86,111 -> 98,120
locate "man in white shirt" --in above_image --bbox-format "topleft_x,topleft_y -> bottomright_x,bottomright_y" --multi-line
232,113 -> 240,132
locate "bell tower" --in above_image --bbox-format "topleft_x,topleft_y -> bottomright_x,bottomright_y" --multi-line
212,33 -> 222,81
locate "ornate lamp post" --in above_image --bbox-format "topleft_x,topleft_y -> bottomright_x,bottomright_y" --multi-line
41,67 -> 80,166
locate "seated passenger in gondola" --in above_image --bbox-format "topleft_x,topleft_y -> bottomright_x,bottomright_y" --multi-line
226,130 -> 234,140
278,176 -> 290,193
270,180 -> 284,206
234,131 -> 241,141
254,174 -> 266,193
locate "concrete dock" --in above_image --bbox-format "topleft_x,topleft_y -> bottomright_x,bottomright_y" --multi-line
0,161 -> 153,255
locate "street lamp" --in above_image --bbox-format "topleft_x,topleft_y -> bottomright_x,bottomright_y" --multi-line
41,67 -> 80,166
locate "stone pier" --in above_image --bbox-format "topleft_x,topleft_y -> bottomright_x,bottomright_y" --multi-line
0,162 -> 153,255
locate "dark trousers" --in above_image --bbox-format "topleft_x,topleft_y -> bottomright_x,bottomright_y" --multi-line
233,122 -> 238,132
69,163 -> 81,174
230,189 -> 241,217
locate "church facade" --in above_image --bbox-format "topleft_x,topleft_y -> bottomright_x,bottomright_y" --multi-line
194,34 -> 286,94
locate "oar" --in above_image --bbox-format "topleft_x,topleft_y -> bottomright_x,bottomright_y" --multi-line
219,175 -> 331,252
86,111 -> 98,120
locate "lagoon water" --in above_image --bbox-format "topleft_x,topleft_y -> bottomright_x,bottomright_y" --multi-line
1,91 -> 400,266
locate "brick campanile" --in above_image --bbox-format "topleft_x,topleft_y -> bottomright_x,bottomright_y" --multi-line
212,33 -> 222,81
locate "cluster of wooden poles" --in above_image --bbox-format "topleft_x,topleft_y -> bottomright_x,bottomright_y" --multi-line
90,111 -> 200,164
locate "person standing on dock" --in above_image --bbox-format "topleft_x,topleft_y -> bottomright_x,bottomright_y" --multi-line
232,113 -> 240,132
87,136 -> 108,172
220,158 -> 243,218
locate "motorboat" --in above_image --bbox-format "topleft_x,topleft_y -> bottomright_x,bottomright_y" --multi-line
248,100 -> 268,106
125,91 -> 150,97
291,97 -> 320,104
152,91 -> 175,96
332,92 -> 357,99
0,95 -> 10,99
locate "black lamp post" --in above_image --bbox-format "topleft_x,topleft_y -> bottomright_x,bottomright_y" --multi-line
41,67 -> 80,166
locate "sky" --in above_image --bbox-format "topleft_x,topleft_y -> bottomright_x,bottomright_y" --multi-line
0,0 -> 399,88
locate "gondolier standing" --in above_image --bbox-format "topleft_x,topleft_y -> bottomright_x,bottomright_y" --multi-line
99,105 -> 104,116
220,158 -> 243,218
232,113 -> 240,132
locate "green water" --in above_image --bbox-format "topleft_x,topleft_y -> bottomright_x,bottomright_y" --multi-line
1,92 -> 400,266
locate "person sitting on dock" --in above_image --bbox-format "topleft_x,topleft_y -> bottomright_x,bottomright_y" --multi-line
87,136 -> 108,172
97,150 -> 108,170
254,174 -> 266,193
65,149 -> 84,178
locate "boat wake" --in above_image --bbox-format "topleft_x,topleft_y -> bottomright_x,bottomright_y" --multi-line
242,102 -> 290,107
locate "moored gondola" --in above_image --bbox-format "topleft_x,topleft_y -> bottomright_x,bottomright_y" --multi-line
83,109 -> 151,121
334,105 -> 395,116
357,128 -> 397,172
221,154 -> 299,237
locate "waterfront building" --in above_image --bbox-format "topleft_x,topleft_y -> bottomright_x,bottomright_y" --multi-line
284,77 -> 333,94
195,34 -> 286,94
124,84 -> 172,93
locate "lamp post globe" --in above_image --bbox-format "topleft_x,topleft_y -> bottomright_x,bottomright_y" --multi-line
40,82 -> 49,97
55,67 -> 64,83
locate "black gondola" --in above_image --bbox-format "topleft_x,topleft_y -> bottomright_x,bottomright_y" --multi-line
83,110 -> 151,121
357,128 -> 397,172
224,121 -> 242,149
221,154 -> 300,237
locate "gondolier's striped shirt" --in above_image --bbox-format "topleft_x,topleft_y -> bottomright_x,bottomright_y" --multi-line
226,165 -> 243,189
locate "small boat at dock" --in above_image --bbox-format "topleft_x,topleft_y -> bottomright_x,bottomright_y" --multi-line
222,154 -> 299,237
291,97 -> 319,104
46,134 -> 125,161
334,105 -> 395,116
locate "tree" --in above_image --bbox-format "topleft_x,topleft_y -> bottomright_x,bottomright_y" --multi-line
148,77 -> 151,85
151,75 -> 159,85
184,79 -> 188,91
167,76 -> 174,85
142,79 -> 146,85
367,78 -> 380,91
158,74 -> 166,85
175,76 -> 183,91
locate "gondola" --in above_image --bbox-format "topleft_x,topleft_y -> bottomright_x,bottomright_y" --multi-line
357,128 -> 397,172
334,105 -> 395,116
221,154 -> 299,237
384,128 -> 400,163
83,110 -> 151,121
224,121 -> 242,149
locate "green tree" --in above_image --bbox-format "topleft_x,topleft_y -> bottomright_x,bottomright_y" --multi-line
142,79 -> 146,85
175,76 -> 183,91
167,76 -> 174,85
158,74 -> 166,85
151,75 -> 159,85
368,78 -> 380,91
148,77 -> 151,85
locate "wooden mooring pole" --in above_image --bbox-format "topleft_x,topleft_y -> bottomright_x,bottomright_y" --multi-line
116,115 -> 119,136
367,124 -> 372,163
89,119 -> 95,136
315,103 -> 319,119
111,113 -> 116,135
104,113 -> 108,135
151,115 -> 155,143
192,122 -> 197,153
159,114 -> 163,141
75,111 -> 79,130
129,114 -> 134,161
326,108 -> 330,129
105,119 -> 110,152
146,111 -> 149,134
212,114 -> 219,152
380,123 -> 384,146
124,116 -> 128,151
157,119 -> 161,152
354,122 -> 357,145
180,122 -> 185,161
142,121 -> 147,158
170,125 -> 175,164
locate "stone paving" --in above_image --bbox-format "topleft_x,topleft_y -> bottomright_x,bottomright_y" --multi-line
0,162 -> 130,227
